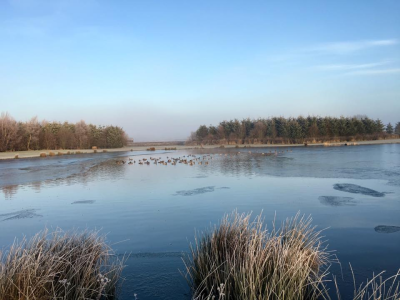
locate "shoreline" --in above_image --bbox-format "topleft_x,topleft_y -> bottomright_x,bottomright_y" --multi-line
1,138 -> 399,160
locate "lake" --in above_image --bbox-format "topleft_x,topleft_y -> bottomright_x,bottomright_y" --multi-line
1,144 -> 400,299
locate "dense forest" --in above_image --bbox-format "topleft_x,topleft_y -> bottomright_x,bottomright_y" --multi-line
0,112 -> 128,152
190,116 -> 400,145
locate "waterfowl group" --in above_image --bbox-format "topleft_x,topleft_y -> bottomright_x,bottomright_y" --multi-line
115,154 -> 214,166
115,149 -> 292,166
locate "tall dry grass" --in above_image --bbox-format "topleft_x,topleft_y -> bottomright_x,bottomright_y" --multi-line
184,211 -> 331,300
334,265 -> 400,300
184,211 -> 400,300
0,229 -> 125,300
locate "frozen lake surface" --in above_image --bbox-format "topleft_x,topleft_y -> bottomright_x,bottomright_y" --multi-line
1,144 -> 400,299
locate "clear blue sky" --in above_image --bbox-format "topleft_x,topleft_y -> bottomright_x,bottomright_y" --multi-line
1,0 -> 399,141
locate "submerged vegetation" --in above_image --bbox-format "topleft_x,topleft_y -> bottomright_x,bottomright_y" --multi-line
190,116 -> 400,145
0,112 -> 128,152
0,229 -> 124,300
184,211 -> 400,300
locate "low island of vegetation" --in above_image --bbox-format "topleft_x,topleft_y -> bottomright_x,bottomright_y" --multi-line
190,116 -> 400,145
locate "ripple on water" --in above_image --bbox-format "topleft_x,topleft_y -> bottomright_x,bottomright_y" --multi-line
333,183 -> 385,197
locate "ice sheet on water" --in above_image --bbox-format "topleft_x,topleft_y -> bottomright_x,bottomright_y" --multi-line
0,209 -> 42,221
319,196 -> 356,206
174,186 -> 215,196
333,183 -> 385,197
374,225 -> 400,234
71,200 -> 96,204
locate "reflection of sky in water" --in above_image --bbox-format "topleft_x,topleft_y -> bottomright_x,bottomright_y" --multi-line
0,144 -> 400,300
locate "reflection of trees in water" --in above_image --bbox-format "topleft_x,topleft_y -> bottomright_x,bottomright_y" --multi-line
30,181 -> 42,192
189,149 -> 292,178
1,184 -> 19,200
217,154 -> 259,177
1,160 -> 126,200
189,151 -> 264,178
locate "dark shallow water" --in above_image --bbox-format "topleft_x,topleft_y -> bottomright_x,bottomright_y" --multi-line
1,144 -> 400,299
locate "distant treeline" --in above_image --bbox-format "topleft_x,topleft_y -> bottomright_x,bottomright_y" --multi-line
190,116 -> 400,145
0,112 -> 128,152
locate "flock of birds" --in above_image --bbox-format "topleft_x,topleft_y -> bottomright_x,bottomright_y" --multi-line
116,154 -> 212,166
115,149 -> 293,166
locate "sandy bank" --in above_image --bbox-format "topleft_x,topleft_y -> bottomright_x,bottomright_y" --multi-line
1,138 -> 399,160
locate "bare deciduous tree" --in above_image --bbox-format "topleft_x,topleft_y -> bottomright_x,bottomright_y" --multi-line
75,120 -> 89,149
0,112 -> 129,152
0,112 -> 18,151
26,117 -> 40,150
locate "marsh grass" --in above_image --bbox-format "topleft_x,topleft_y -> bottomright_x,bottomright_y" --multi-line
184,211 -> 331,300
334,265 -> 400,300
184,211 -> 400,300
0,229 -> 125,300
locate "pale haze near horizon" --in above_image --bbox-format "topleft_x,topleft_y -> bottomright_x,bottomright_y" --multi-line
0,0 -> 399,141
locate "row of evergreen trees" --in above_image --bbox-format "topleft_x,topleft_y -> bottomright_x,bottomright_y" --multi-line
192,116 -> 400,144
0,112 -> 128,152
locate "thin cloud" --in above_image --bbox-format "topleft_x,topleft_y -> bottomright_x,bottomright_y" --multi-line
308,39 -> 398,54
316,61 -> 392,71
345,68 -> 400,76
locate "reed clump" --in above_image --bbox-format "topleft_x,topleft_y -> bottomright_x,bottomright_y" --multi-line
0,229 -> 125,300
184,212 -> 330,300
333,265 -> 400,300
49,152 -> 55,156
147,147 -> 156,151
39,153 -> 47,158
14,155 -> 18,159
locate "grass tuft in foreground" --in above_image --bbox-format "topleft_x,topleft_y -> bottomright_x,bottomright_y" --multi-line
0,229 -> 125,300
185,211 -> 400,300
184,211 -> 331,300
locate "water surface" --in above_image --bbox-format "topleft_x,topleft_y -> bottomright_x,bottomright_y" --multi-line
1,144 -> 400,299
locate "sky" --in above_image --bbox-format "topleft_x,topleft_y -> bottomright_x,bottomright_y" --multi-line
0,0 -> 399,141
